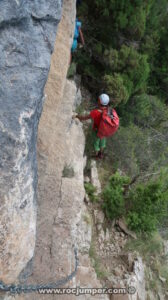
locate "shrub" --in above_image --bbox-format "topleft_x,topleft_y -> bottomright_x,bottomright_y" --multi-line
84,183 -> 99,203
118,46 -> 150,93
102,172 -> 130,219
103,48 -> 119,70
76,0 -> 168,103
120,94 -> 168,128
103,46 -> 150,103
127,6 -> 146,39
104,73 -> 129,105
102,171 -> 168,234
126,211 -> 156,234
93,0 -> 152,39
106,124 -> 149,177
126,181 -> 168,233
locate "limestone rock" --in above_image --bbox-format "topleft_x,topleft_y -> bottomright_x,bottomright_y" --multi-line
17,5 -> 108,295
159,276 -> 166,283
158,292 -> 165,300
0,0 -> 62,284
146,291 -> 156,300
99,229 -> 105,242
120,253 -> 134,272
126,256 -> 146,300
105,228 -> 110,241
90,160 -> 101,195
113,267 -> 123,277
94,209 -> 105,224
163,240 -> 168,256
97,224 -> 102,232
84,193 -> 90,204
133,257 -> 145,284
74,87 -> 82,107
111,294 -> 129,300
0,1 -> 110,299
84,176 -> 90,183
116,218 -> 137,239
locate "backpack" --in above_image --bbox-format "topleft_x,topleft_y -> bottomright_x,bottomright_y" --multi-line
97,108 -> 119,139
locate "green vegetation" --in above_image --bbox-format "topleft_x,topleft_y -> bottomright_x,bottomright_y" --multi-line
126,180 -> 168,233
125,232 -> 163,261
84,182 -> 99,203
102,172 -> 130,219
102,172 -> 168,234
76,0 -> 168,101
67,62 -> 76,78
103,46 -> 150,104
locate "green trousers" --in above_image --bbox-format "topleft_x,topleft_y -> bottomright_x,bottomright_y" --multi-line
92,130 -> 106,152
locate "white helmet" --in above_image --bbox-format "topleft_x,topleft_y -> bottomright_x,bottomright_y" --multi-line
99,93 -> 110,106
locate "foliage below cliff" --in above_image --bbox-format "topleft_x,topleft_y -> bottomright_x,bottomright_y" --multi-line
76,0 -> 168,103
102,171 -> 168,234
76,0 -> 168,236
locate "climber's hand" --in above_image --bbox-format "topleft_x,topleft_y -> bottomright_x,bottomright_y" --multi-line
72,113 -> 78,119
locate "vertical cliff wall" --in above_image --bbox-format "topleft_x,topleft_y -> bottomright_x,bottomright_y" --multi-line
0,0 -> 62,283
19,0 -> 108,299
28,0 -> 77,283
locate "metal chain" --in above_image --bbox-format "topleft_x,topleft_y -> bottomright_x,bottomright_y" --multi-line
0,248 -> 78,294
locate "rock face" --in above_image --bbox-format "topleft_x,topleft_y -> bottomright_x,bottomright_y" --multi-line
0,0 -> 62,283
90,160 -> 101,195
8,1 -> 108,298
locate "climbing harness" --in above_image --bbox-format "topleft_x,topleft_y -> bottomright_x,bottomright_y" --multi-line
0,247 -> 78,294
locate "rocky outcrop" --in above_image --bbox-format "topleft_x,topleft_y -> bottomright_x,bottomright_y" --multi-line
91,193 -> 146,300
0,0 -> 62,283
90,160 -> 102,195
10,1 -> 109,298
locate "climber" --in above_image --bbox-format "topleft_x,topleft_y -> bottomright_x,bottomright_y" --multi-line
71,19 -> 85,54
75,94 -> 119,159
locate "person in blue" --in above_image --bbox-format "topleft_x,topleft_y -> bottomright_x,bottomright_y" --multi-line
71,19 -> 85,53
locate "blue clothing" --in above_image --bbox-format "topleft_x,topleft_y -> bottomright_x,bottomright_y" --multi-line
74,21 -> 81,39
71,39 -> 78,52
71,20 -> 82,52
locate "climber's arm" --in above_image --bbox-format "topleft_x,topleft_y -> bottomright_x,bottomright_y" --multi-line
76,114 -> 91,121
79,27 -> 85,45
